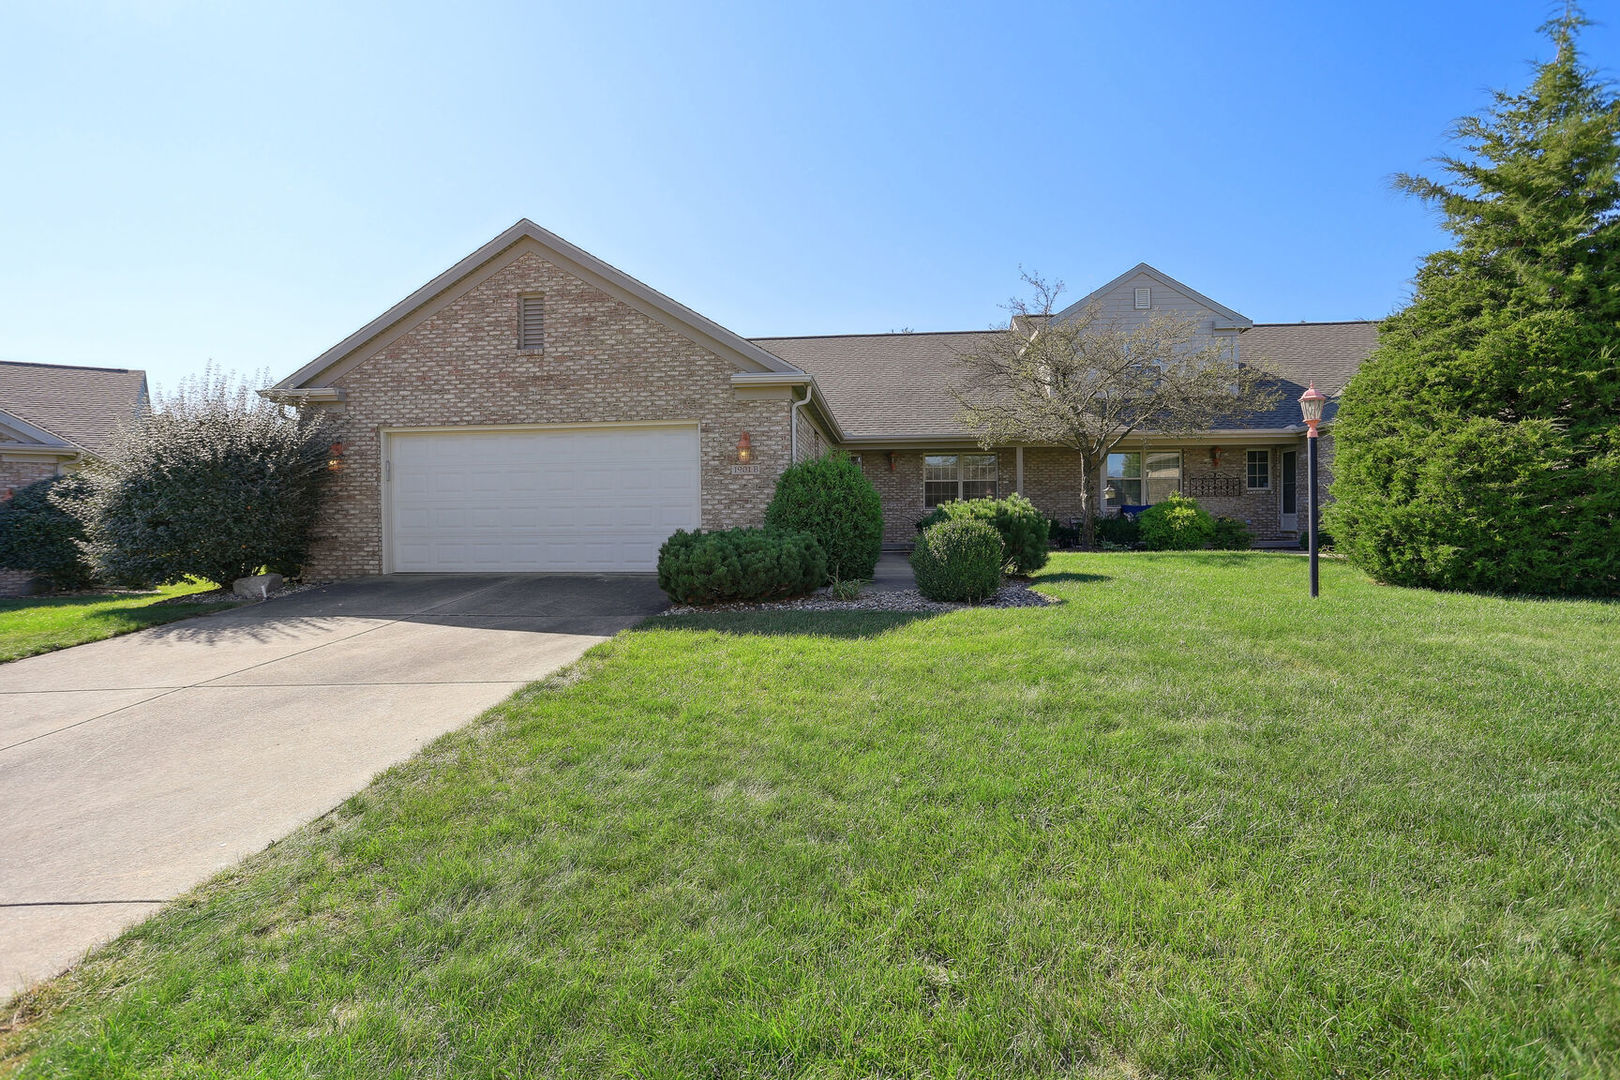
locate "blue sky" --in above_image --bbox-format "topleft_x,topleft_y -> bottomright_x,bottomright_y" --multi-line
1,1 -> 1613,395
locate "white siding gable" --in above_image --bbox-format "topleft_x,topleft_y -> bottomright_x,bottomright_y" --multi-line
1052,263 -> 1252,364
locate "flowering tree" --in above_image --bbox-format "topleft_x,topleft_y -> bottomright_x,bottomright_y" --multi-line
59,366 -> 334,588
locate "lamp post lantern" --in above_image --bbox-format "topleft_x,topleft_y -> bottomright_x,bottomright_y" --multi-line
1299,383 -> 1327,597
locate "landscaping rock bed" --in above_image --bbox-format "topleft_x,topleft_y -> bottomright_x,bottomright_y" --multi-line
662,578 -> 1059,615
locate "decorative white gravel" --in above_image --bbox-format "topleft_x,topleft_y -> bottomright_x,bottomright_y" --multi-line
661,579 -> 1059,615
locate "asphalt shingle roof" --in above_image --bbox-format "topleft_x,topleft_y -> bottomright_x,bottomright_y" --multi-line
0,361 -> 149,453
753,320 -> 1379,439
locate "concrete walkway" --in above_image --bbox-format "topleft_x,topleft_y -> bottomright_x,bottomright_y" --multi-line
868,551 -> 918,593
0,574 -> 665,995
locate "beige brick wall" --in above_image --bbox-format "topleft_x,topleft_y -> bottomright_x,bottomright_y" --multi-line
1020,447 -> 1092,523
1,457 -> 62,498
0,569 -> 32,597
792,406 -> 831,463
855,442 -> 1324,545
1180,445 -> 1291,538
858,448 -> 1019,543
0,458 -> 68,596
1,458 -> 66,595
304,250 -> 791,579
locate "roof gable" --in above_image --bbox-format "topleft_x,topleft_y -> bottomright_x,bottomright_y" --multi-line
0,407 -> 71,447
0,361 -> 148,453
275,219 -> 801,390
1054,262 -> 1253,329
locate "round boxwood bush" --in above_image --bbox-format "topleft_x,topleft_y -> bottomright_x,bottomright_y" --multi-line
1209,515 -> 1253,550
764,453 -> 882,583
916,494 -> 1050,574
910,518 -> 1004,603
1139,493 -> 1215,551
0,475 -> 98,591
657,527 -> 826,605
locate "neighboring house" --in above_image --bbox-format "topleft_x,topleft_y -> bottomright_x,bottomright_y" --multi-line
265,220 -> 1378,577
0,360 -> 150,593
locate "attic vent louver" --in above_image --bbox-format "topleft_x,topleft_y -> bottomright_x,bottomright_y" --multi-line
519,296 -> 544,350
1134,286 -> 1151,310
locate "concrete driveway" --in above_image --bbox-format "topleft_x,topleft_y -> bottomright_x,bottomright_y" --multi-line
0,573 -> 665,994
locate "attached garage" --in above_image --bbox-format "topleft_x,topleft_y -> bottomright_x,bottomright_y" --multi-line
386,423 -> 701,573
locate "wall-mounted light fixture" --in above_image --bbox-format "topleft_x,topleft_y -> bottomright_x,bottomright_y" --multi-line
1208,446 -> 1222,468
327,442 -> 344,472
736,431 -> 752,465
887,450 -> 897,471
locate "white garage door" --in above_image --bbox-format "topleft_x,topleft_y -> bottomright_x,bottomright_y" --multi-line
387,425 -> 701,573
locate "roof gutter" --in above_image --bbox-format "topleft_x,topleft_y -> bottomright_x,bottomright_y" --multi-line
728,371 -> 847,444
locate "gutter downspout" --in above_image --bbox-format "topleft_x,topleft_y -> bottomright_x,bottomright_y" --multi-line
790,384 -> 812,463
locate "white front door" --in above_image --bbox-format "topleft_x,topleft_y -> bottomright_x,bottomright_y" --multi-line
386,424 -> 701,573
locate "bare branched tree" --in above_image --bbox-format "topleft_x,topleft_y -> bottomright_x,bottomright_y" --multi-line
950,274 -> 1280,547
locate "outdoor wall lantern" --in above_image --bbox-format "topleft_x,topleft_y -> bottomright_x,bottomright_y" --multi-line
326,442 -> 344,472
887,450 -> 898,471
1208,446 -> 1222,468
736,431 -> 753,465
1299,383 -> 1327,598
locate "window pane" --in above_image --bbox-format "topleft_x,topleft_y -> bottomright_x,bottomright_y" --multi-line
923,455 -> 958,484
960,453 -> 997,477
1146,477 -> 1179,504
1145,451 -> 1180,479
924,481 -> 958,508
1247,450 -> 1270,490
1107,452 -> 1141,479
1108,478 -> 1143,506
1145,451 -> 1180,504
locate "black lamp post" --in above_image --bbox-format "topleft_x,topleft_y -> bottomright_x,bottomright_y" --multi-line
1299,383 -> 1326,597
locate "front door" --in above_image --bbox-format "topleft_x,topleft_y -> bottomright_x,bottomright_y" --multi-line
1280,449 -> 1298,531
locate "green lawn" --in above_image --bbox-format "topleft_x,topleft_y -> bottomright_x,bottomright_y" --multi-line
4,553 -> 1617,1078
0,582 -> 240,662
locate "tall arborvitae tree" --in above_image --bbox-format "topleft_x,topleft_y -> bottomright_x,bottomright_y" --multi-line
1326,7 -> 1620,595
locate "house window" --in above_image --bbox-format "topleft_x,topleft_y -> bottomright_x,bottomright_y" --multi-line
923,453 -> 997,507
519,296 -> 544,350
1246,449 -> 1271,491
1106,450 -> 1181,508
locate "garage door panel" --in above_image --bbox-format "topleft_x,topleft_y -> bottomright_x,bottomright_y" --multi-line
388,426 -> 701,573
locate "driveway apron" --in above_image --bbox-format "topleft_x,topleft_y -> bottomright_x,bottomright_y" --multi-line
0,573 -> 664,994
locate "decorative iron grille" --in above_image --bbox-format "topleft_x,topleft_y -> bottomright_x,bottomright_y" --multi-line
1185,476 -> 1243,498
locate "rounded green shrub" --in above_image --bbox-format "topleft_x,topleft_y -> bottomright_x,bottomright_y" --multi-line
0,475 -> 98,591
66,368 -> 334,588
1139,493 -> 1215,551
1094,513 -> 1141,548
915,494 -> 1051,573
657,527 -> 826,605
910,518 -> 1004,603
764,453 -> 883,583
1209,516 -> 1253,550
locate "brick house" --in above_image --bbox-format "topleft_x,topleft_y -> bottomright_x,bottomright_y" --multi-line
1,361 -> 149,594
266,220 -> 1376,577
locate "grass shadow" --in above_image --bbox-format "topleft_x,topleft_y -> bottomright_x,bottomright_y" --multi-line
648,609 -> 941,640
1032,572 -> 1112,585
